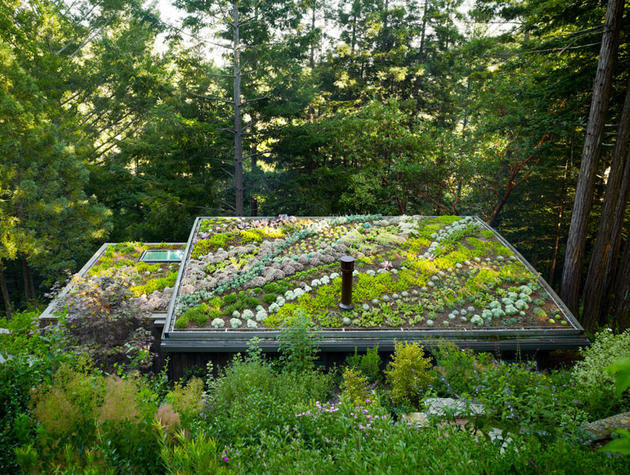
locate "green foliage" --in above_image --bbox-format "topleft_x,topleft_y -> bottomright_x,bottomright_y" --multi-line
131,271 -> 178,298
205,352 -> 331,444
341,368 -> 370,406
606,357 -> 630,398
433,340 -> 488,397
182,303 -> 212,327
160,432 -> 231,475
278,313 -> 320,373
572,329 -> 630,417
385,341 -> 434,407
168,377 -> 205,428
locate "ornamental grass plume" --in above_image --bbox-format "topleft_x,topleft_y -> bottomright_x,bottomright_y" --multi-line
156,403 -> 181,435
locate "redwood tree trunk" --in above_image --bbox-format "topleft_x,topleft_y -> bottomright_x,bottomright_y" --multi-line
615,239 -> 630,330
582,76 -> 630,330
21,257 -> 33,302
549,154 -> 570,286
560,0 -> 624,313
0,264 -> 12,317
233,2 -> 244,216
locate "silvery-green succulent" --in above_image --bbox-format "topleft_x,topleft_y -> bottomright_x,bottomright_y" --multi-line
211,318 -> 225,328
242,309 -> 254,320
230,318 -> 242,328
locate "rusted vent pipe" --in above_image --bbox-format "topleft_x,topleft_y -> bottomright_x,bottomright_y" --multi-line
339,255 -> 355,311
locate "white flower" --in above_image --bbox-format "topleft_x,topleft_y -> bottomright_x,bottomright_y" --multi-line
311,279 -> 321,287
285,290 -> 295,301
362,304 -> 370,311
232,310 -> 241,318
294,288 -> 305,298
247,319 -> 258,328
276,296 -> 286,306
269,303 -> 279,313
230,318 -> 242,328
256,310 -> 268,322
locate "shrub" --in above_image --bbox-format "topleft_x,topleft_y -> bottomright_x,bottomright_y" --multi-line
205,352 -> 331,444
432,340 -> 489,396
572,329 -> 630,418
346,345 -> 382,383
263,293 -> 277,305
169,377 -> 205,427
341,368 -> 370,405
160,432 -> 231,474
64,270 -> 156,373
175,315 -> 189,329
183,303 -> 211,326
278,313 -> 320,373
385,341 -> 434,407
31,363 -> 103,447
24,366 -> 161,474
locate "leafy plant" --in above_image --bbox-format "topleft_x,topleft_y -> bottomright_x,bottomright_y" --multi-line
278,313 -> 320,373
341,367 -> 370,405
385,341 -> 434,407
346,345 -> 382,383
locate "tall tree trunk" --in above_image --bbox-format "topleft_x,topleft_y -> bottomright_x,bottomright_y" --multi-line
0,264 -> 12,317
21,257 -> 33,302
233,2 -> 244,216
600,137 -> 630,324
615,238 -> 630,330
560,0 -> 624,313
549,153 -> 570,286
419,0 -> 429,61
582,76 -> 630,330
308,7 -> 316,124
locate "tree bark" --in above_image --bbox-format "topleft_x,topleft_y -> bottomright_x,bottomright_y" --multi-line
0,264 -> 12,317
582,76 -> 630,330
615,238 -> 630,330
21,257 -> 34,302
419,0 -> 429,61
560,0 -> 624,313
233,2 -> 244,216
549,153 -> 570,286
600,127 -> 630,323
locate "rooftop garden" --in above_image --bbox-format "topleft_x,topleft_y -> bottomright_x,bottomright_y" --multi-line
173,215 -> 572,331
42,242 -> 184,320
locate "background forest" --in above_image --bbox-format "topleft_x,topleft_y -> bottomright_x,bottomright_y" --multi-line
0,0 -> 629,331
